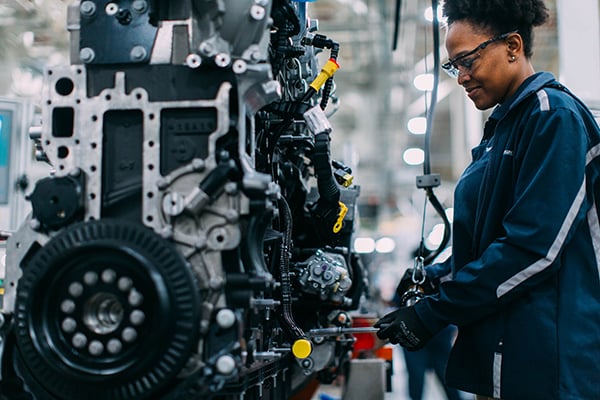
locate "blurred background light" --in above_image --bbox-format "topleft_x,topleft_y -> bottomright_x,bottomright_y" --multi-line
413,73 -> 434,91
375,237 -> 396,253
424,6 -> 446,23
426,223 -> 446,248
407,117 -> 427,134
22,31 -> 34,48
403,148 -> 425,165
354,237 -> 375,254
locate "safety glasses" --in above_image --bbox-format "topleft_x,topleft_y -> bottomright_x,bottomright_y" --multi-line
441,32 -> 515,78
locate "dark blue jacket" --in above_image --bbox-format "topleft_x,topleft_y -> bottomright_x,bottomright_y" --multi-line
415,72 -> 600,400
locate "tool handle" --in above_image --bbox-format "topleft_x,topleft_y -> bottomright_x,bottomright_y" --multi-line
308,326 -> 387,337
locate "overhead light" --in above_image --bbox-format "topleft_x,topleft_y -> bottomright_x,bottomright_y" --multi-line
413,73 -> 434,91
424,6 -> 446,23
426,223 -> 446,248
375,237 -> 396,253
407,117 -> 427,135
403,148 -> 424,166
22,31 -> 34,48
354,237 -> 375,254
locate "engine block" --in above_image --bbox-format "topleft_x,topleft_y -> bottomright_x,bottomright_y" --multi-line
0,1 -> 366,399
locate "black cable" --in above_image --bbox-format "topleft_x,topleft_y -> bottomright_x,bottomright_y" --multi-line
278,197 -> 306,340
422,187 -> 451,264
423,0 -> 440,176
392,0 -> 402,51
320,42 -> 339,110
417,0 -> 451,264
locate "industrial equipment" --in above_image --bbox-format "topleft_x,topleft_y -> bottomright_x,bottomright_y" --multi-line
0,1 -> 368,399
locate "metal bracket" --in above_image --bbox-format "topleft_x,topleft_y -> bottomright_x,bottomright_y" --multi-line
416,173 -> 441,189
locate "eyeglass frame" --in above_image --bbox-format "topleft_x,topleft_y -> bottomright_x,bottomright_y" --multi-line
441,31 -> 517,78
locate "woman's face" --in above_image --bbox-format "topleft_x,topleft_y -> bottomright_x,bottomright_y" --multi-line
444,21 -> 523,110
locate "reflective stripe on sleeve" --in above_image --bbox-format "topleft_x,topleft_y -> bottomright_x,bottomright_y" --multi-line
496,179 -> 585,298
587,207 -> 600,281
497,143 -> 600,298
493,351 -> 502,398
537,89 -> 550,112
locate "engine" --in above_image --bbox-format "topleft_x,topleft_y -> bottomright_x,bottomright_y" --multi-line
0,1 -> 367,399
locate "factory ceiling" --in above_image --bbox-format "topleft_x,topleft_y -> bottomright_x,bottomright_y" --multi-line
0,0 -> 561,216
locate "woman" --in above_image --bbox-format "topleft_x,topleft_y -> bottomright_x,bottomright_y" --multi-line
375,1 -> 600,399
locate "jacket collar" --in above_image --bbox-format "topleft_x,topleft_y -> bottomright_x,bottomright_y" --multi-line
490,71 -> 557,121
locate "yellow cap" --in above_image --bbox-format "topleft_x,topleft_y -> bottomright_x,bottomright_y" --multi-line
309,59 -> 340,92
292,338 -> 312,359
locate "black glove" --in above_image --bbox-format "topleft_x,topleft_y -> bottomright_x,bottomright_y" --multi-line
374,306 -> 433,351
395,267 -> 437,301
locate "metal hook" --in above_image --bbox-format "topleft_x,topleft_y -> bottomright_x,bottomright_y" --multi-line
411,256 -> 426,285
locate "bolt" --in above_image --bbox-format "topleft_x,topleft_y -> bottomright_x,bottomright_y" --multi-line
79,47 -> 96,63
209,276 -> 225,290
199,41 -> 214,55
130,46 -> 147,62
131,0 -> 147,13
60,299 -> 76,314
80,1 -> 96,16
83,271 -> 98,286
337,312 -> 349,324
62,318 -> 77,333
186,54 -> 202,69
122,327 -> 137,343
250,5 -> 266,20
68,282 -> 84,297
101,269 -> 116,284
107,339 -> 123,354
313,335 -> 325,344
88,340 -> 104,356
128,290 -> 143,307
216,309 -> 236,329
118,277 -> 133,292
214,53 -> 231,68
250,49 -> 262,62
129,310 -> 145,326
216,355 -> 236,375
232,59 -> 247,74
105,3 -> 118,16
162,192 -> 184,216
72,333 -> 88,348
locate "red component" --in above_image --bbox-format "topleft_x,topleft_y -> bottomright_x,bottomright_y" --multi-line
351,315 -> 378,355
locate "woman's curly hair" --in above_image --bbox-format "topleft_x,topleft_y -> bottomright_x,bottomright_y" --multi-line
442,0 -> 549,58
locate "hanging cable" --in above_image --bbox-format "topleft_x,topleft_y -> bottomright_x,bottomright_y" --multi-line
414,0 -> 451,266
392,0 -> 402,50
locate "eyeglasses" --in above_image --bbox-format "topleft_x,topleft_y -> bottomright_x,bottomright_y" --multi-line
441,32 -> 515,79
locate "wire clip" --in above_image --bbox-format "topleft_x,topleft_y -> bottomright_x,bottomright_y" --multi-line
416,173 -> 441,189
